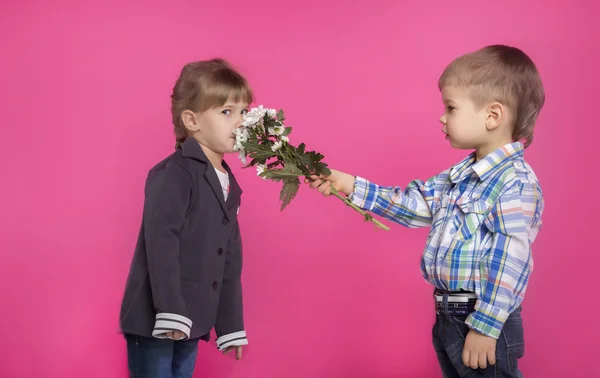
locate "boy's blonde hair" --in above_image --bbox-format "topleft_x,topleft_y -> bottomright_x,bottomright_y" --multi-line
171,58 -> 253,150
438,45 -> 545,148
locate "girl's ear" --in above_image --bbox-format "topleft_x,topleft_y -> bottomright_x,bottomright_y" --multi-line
181,110 -> 200,132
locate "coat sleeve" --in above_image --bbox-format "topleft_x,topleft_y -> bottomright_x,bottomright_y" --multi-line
143,162 -> 193,340
214,219 -> 248,350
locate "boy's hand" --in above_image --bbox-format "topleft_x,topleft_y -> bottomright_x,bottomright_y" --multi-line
165,330 -> 186,340
223,345 -> 243,360
304,169 -> 355,197
463,329 -> 497,369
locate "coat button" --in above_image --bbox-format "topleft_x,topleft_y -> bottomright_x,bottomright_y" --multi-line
212,281 -> 219,290
217,248 -> 224,255
222,217 -> 228,225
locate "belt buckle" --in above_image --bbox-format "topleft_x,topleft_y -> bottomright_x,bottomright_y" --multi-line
434,291 -> 476,315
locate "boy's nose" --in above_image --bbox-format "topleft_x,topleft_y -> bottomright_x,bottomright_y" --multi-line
439,114 -> 446,125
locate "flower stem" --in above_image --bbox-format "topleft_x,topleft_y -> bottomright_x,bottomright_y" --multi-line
329,187 -> 390,231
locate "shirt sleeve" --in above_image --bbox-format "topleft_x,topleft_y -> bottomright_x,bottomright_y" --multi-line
143,162 -> 193,340
466,182 -> 538,339
349,175 -> 439,228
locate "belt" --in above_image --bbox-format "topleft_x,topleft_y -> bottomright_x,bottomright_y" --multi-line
434,290 -> 477,316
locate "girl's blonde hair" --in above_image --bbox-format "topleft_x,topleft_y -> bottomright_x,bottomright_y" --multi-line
171,59 -> 253,149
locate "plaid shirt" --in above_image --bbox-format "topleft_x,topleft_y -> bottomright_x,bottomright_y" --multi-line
350,142 -> 544,339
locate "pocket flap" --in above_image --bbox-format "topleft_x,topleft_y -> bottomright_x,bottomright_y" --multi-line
457,197 -> 492,215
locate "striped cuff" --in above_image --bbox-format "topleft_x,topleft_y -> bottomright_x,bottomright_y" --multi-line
152,313 -> 192,340
216,330 -> 248,351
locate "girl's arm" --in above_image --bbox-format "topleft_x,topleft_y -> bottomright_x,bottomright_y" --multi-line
143,162 -> 193,340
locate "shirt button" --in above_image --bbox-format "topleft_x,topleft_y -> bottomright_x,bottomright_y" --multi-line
222,217 -> 228,225
212,281 -> 219,290
217,248 -> 224,255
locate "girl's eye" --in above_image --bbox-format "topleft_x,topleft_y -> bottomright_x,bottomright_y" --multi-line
222,109 -> 231,115
241,109 -> 248,115
446,106 -> 455,112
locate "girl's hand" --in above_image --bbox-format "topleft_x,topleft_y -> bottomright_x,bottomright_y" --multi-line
165,330 -> 186,340
223,345 -> 243,360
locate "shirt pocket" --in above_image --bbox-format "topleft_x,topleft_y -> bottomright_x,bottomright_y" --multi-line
454,198 -> 492,241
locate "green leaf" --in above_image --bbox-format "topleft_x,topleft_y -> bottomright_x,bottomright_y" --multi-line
314,162 -> 330,176
244,142 -> 272,153
297,143 -> 306,154
293,157 -> 311,177
260,164 -> 303,181
276,109 -> 285,121
249,151 -> 273,161
283,127 -> 292,136
307,151 -> 325,162
293,154 -> 311,176
245,142 -> 275,161
279,177 -> 300,211
267,160 -> 282,169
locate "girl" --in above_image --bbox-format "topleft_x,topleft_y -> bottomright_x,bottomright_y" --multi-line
119,59 -> 252,378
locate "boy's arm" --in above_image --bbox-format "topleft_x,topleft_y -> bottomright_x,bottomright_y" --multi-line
143,162 -> 193,340
214,221 -> 248,351
466,182 -> 542,339
349,175 -> 439,227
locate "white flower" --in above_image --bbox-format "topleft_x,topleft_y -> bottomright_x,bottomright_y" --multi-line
268,125 -> 285,136
232,128 -> 249,151
242,105 -> 276,128
255,105 -> 267,116
280,135 -> 289,143
235,128 -> 249,142
271,140 -> 283,152
254,105 -> 268,120
256,164 -> 266,178
238,150 -> 247,165
242,112 -> 261,127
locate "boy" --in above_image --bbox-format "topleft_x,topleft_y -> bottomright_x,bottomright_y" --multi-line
307,45 -> 545,377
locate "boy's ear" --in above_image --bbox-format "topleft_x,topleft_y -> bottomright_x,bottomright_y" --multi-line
181,110 -> 200,132
485,102 -> 505,131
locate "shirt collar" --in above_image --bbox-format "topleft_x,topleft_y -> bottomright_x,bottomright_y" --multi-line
449,142 -> 524,183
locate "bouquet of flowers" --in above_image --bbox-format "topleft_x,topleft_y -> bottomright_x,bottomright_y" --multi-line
233,105 -> 389,231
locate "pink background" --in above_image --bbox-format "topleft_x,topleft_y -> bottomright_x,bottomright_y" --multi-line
1,0 -> 598,377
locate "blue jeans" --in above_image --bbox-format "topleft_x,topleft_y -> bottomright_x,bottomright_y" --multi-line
432,306 -> 525,377
125,334 -> 200,378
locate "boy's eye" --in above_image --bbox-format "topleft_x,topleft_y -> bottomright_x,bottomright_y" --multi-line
222,109 -> 231,115
446,106 -> 455,112
242,109 -> 248,115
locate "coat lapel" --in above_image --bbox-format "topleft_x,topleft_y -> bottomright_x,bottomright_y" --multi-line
180,138 -> 229,218
223,160 -> 242,214
203,164 -> 229,217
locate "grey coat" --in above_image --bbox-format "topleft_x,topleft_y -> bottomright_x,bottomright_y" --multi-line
119,137 -> 246,349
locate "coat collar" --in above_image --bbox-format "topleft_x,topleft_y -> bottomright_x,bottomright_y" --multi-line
180,137 -> 242,219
